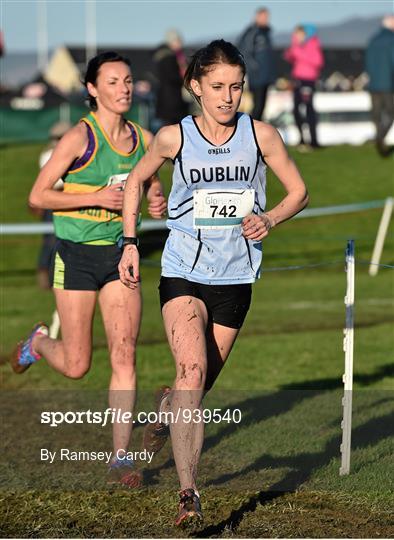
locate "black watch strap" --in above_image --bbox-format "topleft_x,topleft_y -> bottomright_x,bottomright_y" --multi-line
122,236 -> 139,247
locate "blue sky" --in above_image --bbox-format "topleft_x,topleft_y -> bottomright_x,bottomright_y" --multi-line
2,0 -> 392,52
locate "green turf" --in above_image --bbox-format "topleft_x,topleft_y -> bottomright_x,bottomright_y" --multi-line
0,142 -> 393,538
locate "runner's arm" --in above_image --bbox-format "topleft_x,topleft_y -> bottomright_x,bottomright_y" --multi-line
29,124 -> 124,211
255,121 -> 309,227
140,128 -> 167,219
242,122 -> 308,240
119,124 -> 180,287
122,124 -> 180,236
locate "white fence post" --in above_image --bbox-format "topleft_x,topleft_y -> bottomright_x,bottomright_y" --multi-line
49,309 -> 60,339
340,239 -> 355,476
369,197 -> 393,276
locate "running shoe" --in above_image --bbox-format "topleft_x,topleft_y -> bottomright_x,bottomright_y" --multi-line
142,385 -> 171,454
175,488 -> 203,527
107,457 -> 142,488
11,323 -> 49,374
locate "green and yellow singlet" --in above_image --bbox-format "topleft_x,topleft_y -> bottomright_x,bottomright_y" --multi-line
53,112 -> 146,244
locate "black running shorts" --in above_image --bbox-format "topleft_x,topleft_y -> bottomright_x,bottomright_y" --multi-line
50,239 -> 122,291
159,276 -> 252,329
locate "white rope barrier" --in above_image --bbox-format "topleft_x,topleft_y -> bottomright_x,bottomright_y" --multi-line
0,199 -> 388,236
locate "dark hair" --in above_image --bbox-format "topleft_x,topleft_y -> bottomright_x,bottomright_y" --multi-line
83,51 -> 131,110
184,39 -> 246,104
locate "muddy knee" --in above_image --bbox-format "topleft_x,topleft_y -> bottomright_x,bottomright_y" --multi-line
110,343 -> 136,377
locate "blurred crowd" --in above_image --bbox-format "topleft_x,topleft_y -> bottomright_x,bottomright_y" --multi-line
1,6 -> 393,156
147,8 -> 393,154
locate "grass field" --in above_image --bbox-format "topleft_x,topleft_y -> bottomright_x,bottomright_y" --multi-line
0,142 -> 393,538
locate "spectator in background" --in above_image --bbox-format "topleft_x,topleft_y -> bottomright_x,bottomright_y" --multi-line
33,121 -> 71,289
284,24 -> 324,151
0,30 -> 4,57
365,15 -> 394,157
153,30 -> 188,127
237,6 -> 275,120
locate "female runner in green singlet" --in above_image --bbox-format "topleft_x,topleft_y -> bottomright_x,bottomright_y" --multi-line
12,52 -> 166,487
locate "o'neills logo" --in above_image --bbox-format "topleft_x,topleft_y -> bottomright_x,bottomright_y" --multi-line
208,147 -> 231,155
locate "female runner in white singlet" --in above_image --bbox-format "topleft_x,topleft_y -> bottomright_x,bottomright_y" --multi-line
119,40 -> 308,525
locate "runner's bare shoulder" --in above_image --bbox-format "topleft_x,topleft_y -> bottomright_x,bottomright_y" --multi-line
50,121 -> 91,161
154,124 -> 182,160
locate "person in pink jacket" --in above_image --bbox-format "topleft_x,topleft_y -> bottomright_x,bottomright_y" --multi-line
284,24 -> 324,150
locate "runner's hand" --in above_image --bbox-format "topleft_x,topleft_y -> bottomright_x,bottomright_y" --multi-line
95,185 -> 124,210
147,188 -> 167,219
118,245 -> 140,288
242,213 -> 273,241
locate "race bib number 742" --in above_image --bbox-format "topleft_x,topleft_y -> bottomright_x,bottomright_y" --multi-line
193,189 -> 255,229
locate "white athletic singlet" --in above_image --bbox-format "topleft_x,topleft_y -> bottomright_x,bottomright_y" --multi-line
161,113 -> 267,284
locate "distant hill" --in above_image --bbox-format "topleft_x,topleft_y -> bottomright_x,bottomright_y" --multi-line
191,15 -> 384,48
0,52 -> 39,88
272,15 -> 383,47
1,15 -> 385,89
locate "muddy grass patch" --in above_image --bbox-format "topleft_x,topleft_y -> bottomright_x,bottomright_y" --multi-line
1,489 -> 393,538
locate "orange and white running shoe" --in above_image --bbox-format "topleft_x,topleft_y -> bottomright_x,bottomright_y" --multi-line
175,488 -> 203,527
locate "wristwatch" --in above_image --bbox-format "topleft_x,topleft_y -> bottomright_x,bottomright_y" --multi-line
122,236 -> 139,247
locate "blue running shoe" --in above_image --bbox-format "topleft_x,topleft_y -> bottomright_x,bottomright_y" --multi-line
107,456 -> 142,488
11,323 -> 49,374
